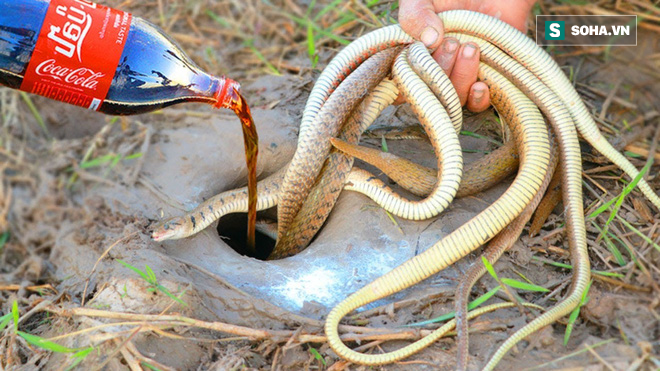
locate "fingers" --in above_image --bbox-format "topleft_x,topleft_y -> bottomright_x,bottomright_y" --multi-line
448,43 -> 480,107
434,40 -> 489,112
431,37 -> 460,75
397,40 -> 490,111
399,0 -> 444,49
393,37 -> 458,106
466,82 -> 490,112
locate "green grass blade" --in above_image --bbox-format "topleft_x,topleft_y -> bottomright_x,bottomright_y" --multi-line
590,221 -> 626,266
205,10 -> 231,28
109,154 -> 122,170
589,161 -> 650,220
409,311 -> 454,326
0,231 -> 8,252
564,280 -> 592,345
73,347 -> 94,359
0,312 -> 11,332
281,12 -> 349,45
155,285 -> 188,307
20,92 -> 50,139
466,286 -> 501,309
65,347 -> 94,371
601,230 -> 626,266
616,215 -> 660,253
243,39 -> 281,76
462,149 -> 490,154
383,209 -> 403,235
145,265 -> 158,284
80,154 -> 116,169
306,23 -> 318,68
80,152 -> 142,170
304,0 -> 317,18
532,257 -> 624,278
406,286 -> 501,326
501,278 -> 550,293
329,13 -> 357,31
564,303 -> 581,345
18,331 -> 78,353
142,362 -> 163,371
587,196 -> 617,219
313,0 -> 343,21
513,269 -> 535,285
117,259 -> 150,282
381,136 -> 389,152
124,152 -> 143,161
460,130 -> 503,146
309,347 -> 326,365
602,185 -> 629,234
482,256 -> 498,280
602,228 -> 643,270
12,300 -> 19,331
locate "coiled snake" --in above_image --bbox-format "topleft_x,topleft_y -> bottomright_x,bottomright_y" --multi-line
152,10 -> 660,370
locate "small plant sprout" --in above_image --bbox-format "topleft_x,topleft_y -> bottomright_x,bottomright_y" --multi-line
117,259 -> 188,306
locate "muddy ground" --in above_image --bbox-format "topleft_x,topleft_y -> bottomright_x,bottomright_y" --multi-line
1,1 -> 659,370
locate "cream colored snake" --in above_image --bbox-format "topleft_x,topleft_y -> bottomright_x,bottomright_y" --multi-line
152,10 -> 660,370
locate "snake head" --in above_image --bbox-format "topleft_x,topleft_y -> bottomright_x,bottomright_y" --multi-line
151,216 -> 188,242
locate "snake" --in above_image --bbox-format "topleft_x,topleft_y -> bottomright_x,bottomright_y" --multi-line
275,41 -> 466,256
319,11 -> 655,369
153,42 -> 512,255
152,10 -> 660,370
453,132 -> 558,370
152,43 -> 520,253
273,42 -> 467,257
270,48 -> 401,258
153,55 -> 552,371
317,11 -> 657,370
329,134 -> 518,199
150,100 -> 516,245
151,49 -> 397,241
324,55 -> 551,367
529,167 -> 564,237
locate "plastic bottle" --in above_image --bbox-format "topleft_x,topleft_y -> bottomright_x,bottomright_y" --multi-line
0,0 -> 240,115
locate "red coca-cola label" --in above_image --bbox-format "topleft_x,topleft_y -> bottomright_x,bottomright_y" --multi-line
20,0 -> 131,111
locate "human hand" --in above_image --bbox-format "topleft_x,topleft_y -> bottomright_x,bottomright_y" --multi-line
398,0 -> 536,112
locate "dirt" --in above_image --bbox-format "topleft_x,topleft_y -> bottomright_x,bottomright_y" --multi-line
1,1 -> 659,370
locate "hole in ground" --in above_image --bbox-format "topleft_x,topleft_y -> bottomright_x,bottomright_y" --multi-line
216,212 -> 276,260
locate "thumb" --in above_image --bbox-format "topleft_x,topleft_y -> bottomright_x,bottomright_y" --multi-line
399,0 -> 444,49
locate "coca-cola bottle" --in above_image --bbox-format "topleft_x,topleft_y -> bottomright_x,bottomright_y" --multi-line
0,0 -> 240,115
1,0 -> 261,251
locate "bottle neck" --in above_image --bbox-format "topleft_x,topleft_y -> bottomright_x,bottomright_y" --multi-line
212,76 -> 241,110
180,70 -> 240,109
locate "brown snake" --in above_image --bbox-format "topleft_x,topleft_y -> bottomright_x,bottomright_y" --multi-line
271,48 -> 401,258
152,10 -> 660,370
152,44 -> 518,254
274,42 -> 467,257
330,135 -> 518,199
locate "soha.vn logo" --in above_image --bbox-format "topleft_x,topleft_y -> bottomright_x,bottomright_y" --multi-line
47,0 -> 98,62
545,21 -> 565,40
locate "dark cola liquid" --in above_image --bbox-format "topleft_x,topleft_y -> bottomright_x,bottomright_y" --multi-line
0,1 -> 49,89
0,0 -> 225,115
230,89 -> 259,255
1,0 -> 259,250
